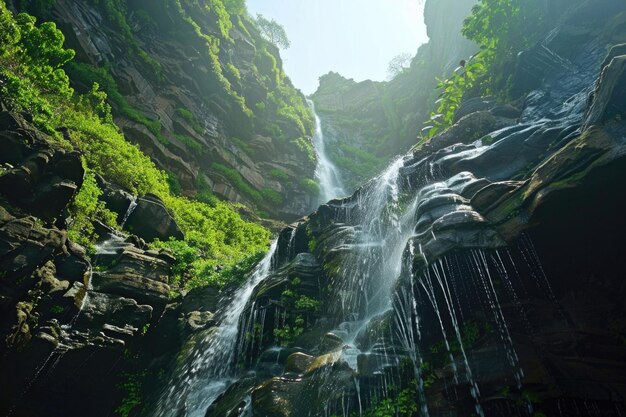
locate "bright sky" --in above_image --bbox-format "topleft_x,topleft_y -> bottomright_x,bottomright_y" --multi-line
246,0 -> 429,95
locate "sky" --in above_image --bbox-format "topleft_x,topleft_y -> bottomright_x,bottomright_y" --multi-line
246,0 -> 429,95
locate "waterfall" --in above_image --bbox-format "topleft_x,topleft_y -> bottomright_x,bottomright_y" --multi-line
155,241 -> 278,417
308,99 -> 347,204
94,197 -> 138,255
120,195 -> 138,228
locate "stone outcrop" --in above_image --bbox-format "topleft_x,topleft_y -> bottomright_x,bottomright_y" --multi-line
0,109 -> 194,417
0,112 -> 83,224
125,193 -> 184,242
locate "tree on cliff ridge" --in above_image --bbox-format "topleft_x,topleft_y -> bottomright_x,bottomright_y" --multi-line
256,13 -> 291,49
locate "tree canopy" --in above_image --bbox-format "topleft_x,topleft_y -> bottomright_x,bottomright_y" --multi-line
256,13 -> 290,49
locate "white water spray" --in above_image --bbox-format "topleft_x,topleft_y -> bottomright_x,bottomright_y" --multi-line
308,99 -> 347,204
155,241 -> 278,417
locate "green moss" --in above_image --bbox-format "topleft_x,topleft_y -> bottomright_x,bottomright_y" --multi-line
261,187 -> 282,205
115,371 -> 147,417
211,163 -> 262,203
66,62 -> 167,143
231,137 -> 253,155
175,107 -> 204,134
174,133 -> 202,153
300,178 -> 320,195
291,137 -> 316,162
268,168 -> 289,181
68,170 -> 117,247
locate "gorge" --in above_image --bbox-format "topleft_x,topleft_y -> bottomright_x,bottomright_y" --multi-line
1,0 -> 626,417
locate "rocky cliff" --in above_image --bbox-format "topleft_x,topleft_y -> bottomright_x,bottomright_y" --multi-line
2,0 -> 626,417
310,0 -> 478,191
9,0 -> 318,220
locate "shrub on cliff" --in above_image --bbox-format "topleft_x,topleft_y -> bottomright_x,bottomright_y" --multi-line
423,0 -> 549,139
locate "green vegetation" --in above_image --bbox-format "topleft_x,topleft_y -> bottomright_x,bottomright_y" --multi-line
291,137 -> 316,162
231,137 -> 253,155
255,14 -> 290,49
268,168 -> 289,181
67,171 -> 117,248
0,3 -> 270,291
423,0 -> 549,139
115,371 -> 147,417
155,236 -> 266,290
261,187 -> 282,205
175,107 -> 204,134
66,62 -> 167,144
49,304 -> 64,314
88,0 -> 162,79
300,178 -> 320,195
174,133 -> 202,153
272,277 -> 320,346
212,163 -> 262,203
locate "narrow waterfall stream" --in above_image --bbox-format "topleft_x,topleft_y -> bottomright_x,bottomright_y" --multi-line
155,241 -> 278,417
308,99 -> 347,204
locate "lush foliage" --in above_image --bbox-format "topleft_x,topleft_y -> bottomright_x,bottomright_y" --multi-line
299,178 -> 320,196
154,237 -> 267,290
66,62 -> 166,143
272,277 -> 320,346
67,170 -> 117,248
421,57 -> 488,140
423,0 -> 549,139
331,382 -> 418,417
255,14 -> 290,49
212,163 -> 262,203
0,3 -> 271,290
115,371 -> 147,417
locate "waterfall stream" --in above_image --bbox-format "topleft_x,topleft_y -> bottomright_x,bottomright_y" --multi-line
308,99 -> 347,204
155,241 -> 278,417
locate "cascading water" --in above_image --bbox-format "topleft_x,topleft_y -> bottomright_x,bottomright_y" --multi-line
94,196 -> 138,255
159,37 -> 605,415
155,241 -> 278,417
308,99 -> 347,204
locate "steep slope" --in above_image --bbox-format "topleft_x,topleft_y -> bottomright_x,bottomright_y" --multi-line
11,0 -> 318,219
310,0 -> 478,191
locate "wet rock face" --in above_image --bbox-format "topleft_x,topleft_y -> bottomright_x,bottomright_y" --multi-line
585,44 -> 626,127
0,221 -> 184,417
124,193 -> 184,242
0,110 -> 191,416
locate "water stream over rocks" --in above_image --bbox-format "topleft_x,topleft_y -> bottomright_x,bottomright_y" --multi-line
154,21 -> 626,417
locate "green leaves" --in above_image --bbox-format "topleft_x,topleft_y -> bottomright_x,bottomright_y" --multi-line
423,0 -> 547,141
256,13 -> 291,49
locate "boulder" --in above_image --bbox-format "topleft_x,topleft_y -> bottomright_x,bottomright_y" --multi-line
0,112 -> 84,221
125,193 -> 184,242
91,271 -> 170,306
